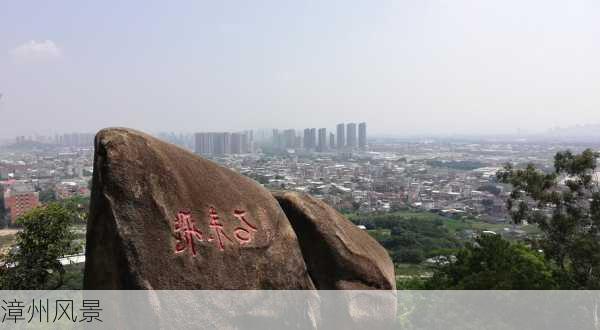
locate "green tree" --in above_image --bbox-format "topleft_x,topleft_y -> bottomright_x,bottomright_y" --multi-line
0,203 -> 79,289
497,149 -> 600,288
425,234 -> 556,289
38,189 -> 56,203
59,196 -> 90,224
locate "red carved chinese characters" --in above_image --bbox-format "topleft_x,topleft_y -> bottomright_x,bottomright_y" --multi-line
172,207 -> 259,254
232,209 -> 257,244
173,209 -> 204,256
207,207 -> 233,251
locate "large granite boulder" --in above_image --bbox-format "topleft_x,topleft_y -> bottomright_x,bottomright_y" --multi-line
84,128 -> 314,289
274,192 -> 396,290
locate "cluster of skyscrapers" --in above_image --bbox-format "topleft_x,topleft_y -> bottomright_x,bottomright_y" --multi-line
272,122 -> 367,152
194,122 -> 366,155
194,131 -> 254,156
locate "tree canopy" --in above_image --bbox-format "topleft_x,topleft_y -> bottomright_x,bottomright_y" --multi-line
497,149 -> 600,288
0,203 -> 79,289
425,234 -> 556,289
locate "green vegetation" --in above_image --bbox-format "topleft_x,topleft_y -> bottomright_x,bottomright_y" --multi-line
59,195 -> 90,224
58,263 -> 84,290
395,263 -> 431,277
379,149 -> 600,290
424,234 -> 556,289
0,196 -> 88,289
0,203 -> 80,289
348,211 -> 468,264
348,206 -> 547,288
0,234 -> 16,252
38,189 -> 57,203
468,221 -> 541,236
498,148 -> 600,289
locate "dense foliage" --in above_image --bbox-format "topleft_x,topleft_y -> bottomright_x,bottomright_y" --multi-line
350,212 -> 463,264
38,189 -> 57,203
59,196 -> 90,224
497,149 -> 600,289
0,203 -> 79,289
393,149 -> 600,290
424,234 -> 556,289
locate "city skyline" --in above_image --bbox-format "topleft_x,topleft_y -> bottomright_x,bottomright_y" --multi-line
7,121 -> 600,147
188,122 -> 368,155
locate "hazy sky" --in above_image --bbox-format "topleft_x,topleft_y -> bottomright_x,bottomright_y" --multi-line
1,1 -> 600,138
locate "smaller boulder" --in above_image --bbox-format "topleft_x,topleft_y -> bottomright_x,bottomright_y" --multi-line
273,192 -> 395,290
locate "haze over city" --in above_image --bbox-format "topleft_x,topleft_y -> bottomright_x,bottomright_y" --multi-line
6,0 -> 600,314
1,0 -> 600,138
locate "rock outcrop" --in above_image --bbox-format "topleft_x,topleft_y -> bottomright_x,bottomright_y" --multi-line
84,127 -> 396,294
274,191 -> 396,290
84,128 -> 314,289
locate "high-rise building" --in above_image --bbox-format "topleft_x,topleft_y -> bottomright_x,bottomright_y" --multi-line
317,128 -> 327,152
283,129 -> 296,149
336,123 -> 345,149
194,133 -> 214,155
329,133 -> 336,149
230,133 -> 243,154
212,132 -> 231,155
358,122 -> 367,150
303,128 -> 311,149
309,128 -> 317,149
241,131 -> 250,153
272,129 -> 282,150
55,133 -> 95,147
294,136 -> 303,149
196,131 -> 252,155
302,128 -> 317,150
346,123 -> 357,148
243,130 -> 254,153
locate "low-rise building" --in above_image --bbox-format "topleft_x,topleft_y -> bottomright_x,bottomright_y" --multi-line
3,182 -> 40,225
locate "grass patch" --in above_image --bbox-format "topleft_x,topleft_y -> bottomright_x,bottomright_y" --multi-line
395,263 -> 432,277
59,263 -> 84,289
441,218 -> 472,234
367,228 -> 391,239
0,234 -> 16,252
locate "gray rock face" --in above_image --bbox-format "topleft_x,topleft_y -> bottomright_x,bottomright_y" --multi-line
274,191 -> 396,290
84,128 -> 314,289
